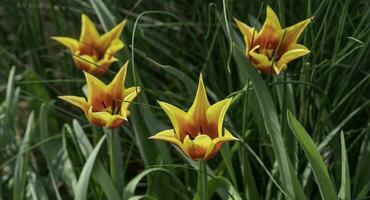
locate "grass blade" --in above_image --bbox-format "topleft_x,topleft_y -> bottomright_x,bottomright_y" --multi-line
72,120 -> 121,200
338,131 -> 350,200
206,176 -> 242,200
232,45 -> 306,199
287,110 -> 337,200
75,134 -> 106,200
104,128 -> 124,193
13,112 -> 35,200
89,0 -> 116,31
123,167 -> 186,200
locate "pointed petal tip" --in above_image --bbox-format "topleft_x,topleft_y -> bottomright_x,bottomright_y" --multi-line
230,136 -> 240,141
148,132 -> 170,140
156,100 -> 165,105
81,13 -> 89,21
111,57 -> 119,62
51,36 -> 65,43
148,135 -> 156,140
233,17 -> 241,23
122,60 -> 130,67
266,5 -> 275,14
58,95 -> 70,101
157,100 -> 172,110
120,19 -> 128,28
225,97 -> 233,103
199,73 -> 204,81
198,73 -> 206,88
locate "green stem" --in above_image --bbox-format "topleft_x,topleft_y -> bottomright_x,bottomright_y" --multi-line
104,128 -> 124,193
199,159 -> 208,200
105,129 -> 116,182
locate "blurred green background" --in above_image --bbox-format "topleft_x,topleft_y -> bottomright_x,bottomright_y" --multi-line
0,0 -> 369,199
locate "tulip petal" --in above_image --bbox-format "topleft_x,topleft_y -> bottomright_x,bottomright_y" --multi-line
52,37 -> 79,52
206,97 -> 232,139
265,5 -> 282,30
234,18 -> 257,53
216,129 -> 239,142
187,74 -> 210,137
157,100 -> 187,141
105,39 -> 124,58
108,61 -> 128,102
256,6 -> 282,50
95,56 -> 119,75
183,134 -> 213,160
204,129 -> 239,160
276,46 -> 310,73
120,86 -> 141,118
79,14 -> 100,51
87,108 -> 126,128
72,54 -> 105,75
280,18 -> 312,54
85,71 -> 107,111
148,129 -> 187,156
249,46 -> 279,74
100,20 -> 127,51
58,95 -> 88,112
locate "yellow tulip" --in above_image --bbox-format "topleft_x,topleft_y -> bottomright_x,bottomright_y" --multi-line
59,61 -> 140,128
149,75 -> 238,160
52,14 -> 127,76
235,6 -> 312,74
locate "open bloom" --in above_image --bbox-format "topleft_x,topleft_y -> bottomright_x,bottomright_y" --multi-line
149,75 -> 238,160
59,61 -> 140,128
235,6 -> 312,74
52,14 -> 127,76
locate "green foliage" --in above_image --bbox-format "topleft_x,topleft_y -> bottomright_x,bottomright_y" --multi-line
0,0 -> 369,199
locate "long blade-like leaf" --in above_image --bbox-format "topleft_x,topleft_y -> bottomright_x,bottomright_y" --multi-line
338,131 -> 350,200
72,121 -> 121,200
13,112 -> 35,200
287,110 -> 337,200
232,45 -> 305,199
75,135 -> 106,200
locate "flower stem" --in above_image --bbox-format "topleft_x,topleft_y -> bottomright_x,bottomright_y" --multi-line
104,128 -> 124,192
198,159 -> 208,200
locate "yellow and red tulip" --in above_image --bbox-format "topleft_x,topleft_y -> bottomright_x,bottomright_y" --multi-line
149,75 -> 238,160
59,61 -> 140,128
52,14 -> 127,76
235,6 -> 312,74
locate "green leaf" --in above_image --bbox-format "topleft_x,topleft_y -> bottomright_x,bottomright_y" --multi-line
287,110 -> 337,200
220,147 -> 237,186
338,131 -> 350,200
39,103 -> 63,200
75,134 -> 106,200
123,167 -> 185,200
5,66 -> 16,109
232,45 -> 306,199
353,127 -> 370,199
13,112 -> 35,200
104,128 -> 124,194
72,120 -> 121,200
61,125 -> 78,196
206,176 -> 242,200
89,0 -> 116,31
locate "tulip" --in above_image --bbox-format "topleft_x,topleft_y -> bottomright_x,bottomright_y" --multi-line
52,14 -> 126,75
59,61 -> 140,128
235,6 -> 312,74
149,74 -> 238,160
